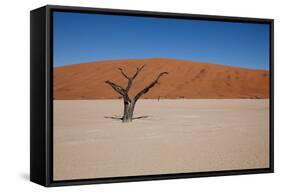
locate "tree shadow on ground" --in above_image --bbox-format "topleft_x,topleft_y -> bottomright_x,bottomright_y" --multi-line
104,115 -> 150,121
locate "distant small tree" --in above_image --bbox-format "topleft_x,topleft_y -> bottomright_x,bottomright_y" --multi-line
105,65 -> 168,122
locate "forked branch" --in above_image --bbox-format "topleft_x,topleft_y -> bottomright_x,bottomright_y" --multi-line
117,65 -> 146,91
118,68 -> 130,80
132,65 -> 145,79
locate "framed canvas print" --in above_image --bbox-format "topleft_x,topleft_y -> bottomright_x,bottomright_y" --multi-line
30,5 -> 274,187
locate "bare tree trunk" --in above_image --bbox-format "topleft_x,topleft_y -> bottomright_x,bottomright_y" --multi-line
122,100 -> 136,122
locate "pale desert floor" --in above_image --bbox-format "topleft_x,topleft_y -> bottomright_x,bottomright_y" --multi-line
53,99 -> 269,180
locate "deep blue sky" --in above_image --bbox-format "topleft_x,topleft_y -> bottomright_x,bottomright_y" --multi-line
53,11 -> 270,70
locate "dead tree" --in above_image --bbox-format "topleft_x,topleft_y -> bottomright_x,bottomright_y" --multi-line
105,65 -> 168,122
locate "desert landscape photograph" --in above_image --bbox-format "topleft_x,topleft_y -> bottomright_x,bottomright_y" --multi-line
53,11 -> 270,180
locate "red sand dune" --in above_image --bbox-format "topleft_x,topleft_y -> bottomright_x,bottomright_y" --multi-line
53,58 -> 269,99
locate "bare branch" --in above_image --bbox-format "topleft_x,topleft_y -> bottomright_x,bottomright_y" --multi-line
105,80 -> 126,95
117,65 -> 145,92
134,72 -> 168,101
105,80 -> 131,102
117,67 -> 133,91
132,65 -> 145,79
118,68 -> 130,79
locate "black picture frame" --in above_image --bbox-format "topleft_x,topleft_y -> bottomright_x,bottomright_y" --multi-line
30,5 -> 274,187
